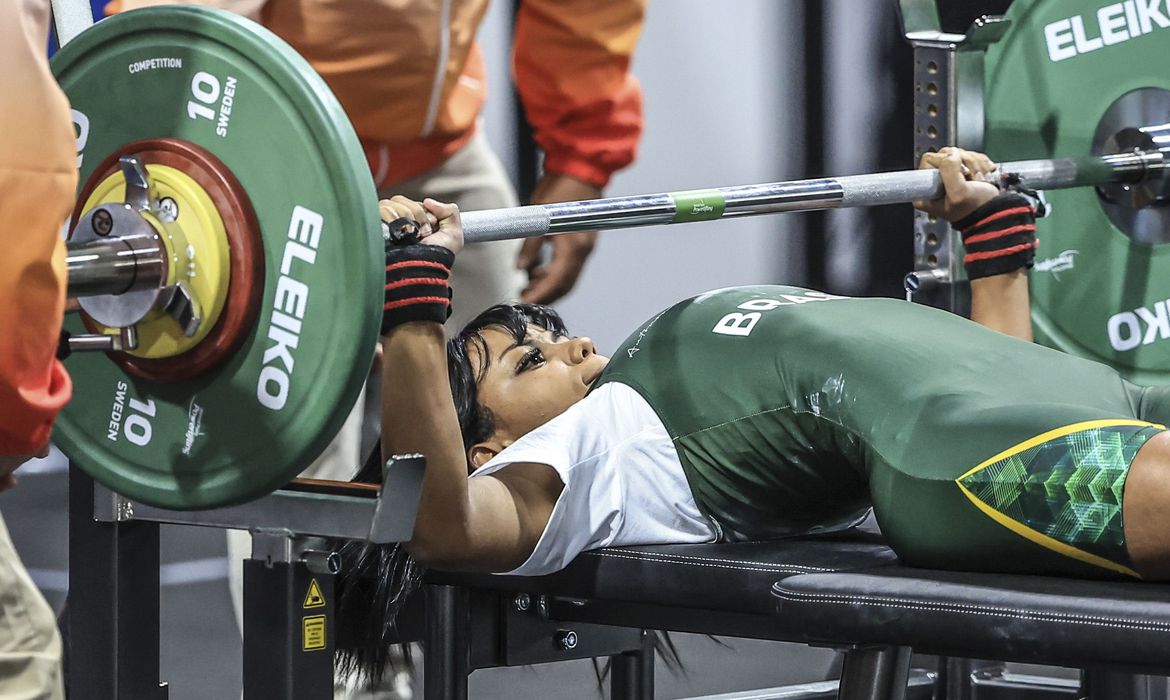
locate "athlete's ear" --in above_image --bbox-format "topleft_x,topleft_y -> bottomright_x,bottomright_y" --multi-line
468,441 -> 503,470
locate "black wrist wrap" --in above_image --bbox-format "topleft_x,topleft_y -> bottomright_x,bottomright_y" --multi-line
382,244 -> 455,335
954,192 -> 1038,280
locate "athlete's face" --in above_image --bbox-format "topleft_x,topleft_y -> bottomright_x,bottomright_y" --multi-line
469,324 -> 608,461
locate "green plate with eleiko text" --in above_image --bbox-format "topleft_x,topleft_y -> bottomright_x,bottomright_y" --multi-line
52,7 -> 382,509
983,0 -> 1170,384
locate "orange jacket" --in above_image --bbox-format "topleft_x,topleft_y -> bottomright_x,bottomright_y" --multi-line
109,0 -> 646,190
0,0 -> 76,454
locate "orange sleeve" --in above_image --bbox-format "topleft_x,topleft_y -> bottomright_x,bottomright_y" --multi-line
0,0 -> 77,455
105,0 -> 266,21
512,0 -> 646,189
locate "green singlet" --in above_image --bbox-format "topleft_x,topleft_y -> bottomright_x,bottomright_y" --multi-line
594,286 -> 1170,579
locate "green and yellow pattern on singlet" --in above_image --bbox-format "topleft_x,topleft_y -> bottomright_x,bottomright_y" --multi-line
593,286 -> 1167,579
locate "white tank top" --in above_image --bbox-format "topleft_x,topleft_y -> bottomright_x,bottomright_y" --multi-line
471,382 -> 718,576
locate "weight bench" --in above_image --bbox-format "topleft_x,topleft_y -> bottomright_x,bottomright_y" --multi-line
418,532 -> 1170,700
773,563 -> 1170,684
67,461 -> 1170,700
415,533 -> 903,700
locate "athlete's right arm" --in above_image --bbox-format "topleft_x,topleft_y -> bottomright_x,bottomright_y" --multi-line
377,197 -> 557,572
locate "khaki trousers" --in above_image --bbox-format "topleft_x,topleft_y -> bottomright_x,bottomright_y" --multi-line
0,513 -> 63,700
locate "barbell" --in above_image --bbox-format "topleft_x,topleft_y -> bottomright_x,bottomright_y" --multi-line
457,149 -> 1168,242
53,1 -> 1170,509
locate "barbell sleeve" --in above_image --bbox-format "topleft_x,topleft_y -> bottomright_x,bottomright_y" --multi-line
461,149 -> 1169,243
66,235 -> 167,298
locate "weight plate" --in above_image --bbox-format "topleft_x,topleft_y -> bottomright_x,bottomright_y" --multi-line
52,7 -> 382,509
983,0 -> 1170,384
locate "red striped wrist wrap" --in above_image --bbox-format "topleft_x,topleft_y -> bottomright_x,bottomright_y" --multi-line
954,192 -> 1038,280
382,244 -> 455,335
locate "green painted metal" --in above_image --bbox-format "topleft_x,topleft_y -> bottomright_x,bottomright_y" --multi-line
983,0 -> 1170,384
52,7 -> 382,509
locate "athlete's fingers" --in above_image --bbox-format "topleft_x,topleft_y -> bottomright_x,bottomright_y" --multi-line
913,151 -> 948,215
936,150 -> 971,210
388,195 -> 432,235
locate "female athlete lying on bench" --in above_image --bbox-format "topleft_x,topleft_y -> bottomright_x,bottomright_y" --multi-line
338,147 -> 1170,672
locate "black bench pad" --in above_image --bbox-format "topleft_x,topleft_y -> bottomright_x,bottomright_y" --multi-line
772,567 -> 1170,670
428,535 -> 898,616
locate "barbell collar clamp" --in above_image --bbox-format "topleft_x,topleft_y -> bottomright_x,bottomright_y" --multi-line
120,155 -> 157,213
161,281 -> 202,337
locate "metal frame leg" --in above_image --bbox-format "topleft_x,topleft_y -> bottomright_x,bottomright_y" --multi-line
609,631 -> 654,700
936,657 -> 1008,700
242,533 -> 335,700
67,466 -> 168,699
838,646 -> 912,700
424,584 -> 470,700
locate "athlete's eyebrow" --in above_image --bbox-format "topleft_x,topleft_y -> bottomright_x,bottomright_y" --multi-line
500,338 -> 529,361
468,334 -> 492,384
472,322 -> 530,382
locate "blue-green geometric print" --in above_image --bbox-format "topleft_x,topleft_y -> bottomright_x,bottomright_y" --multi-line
958,424 -> 1160,563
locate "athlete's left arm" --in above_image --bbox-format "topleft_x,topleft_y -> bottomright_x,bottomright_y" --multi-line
913,148 -> 1033,341
969,272 -> 1032,341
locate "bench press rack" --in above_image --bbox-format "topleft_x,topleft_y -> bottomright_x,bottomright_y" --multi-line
66,457 -> 429,699
65,458 -> 665,700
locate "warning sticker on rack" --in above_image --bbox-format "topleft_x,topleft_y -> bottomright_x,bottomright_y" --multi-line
303,578 -> 325,608
302,615 -> 326,651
